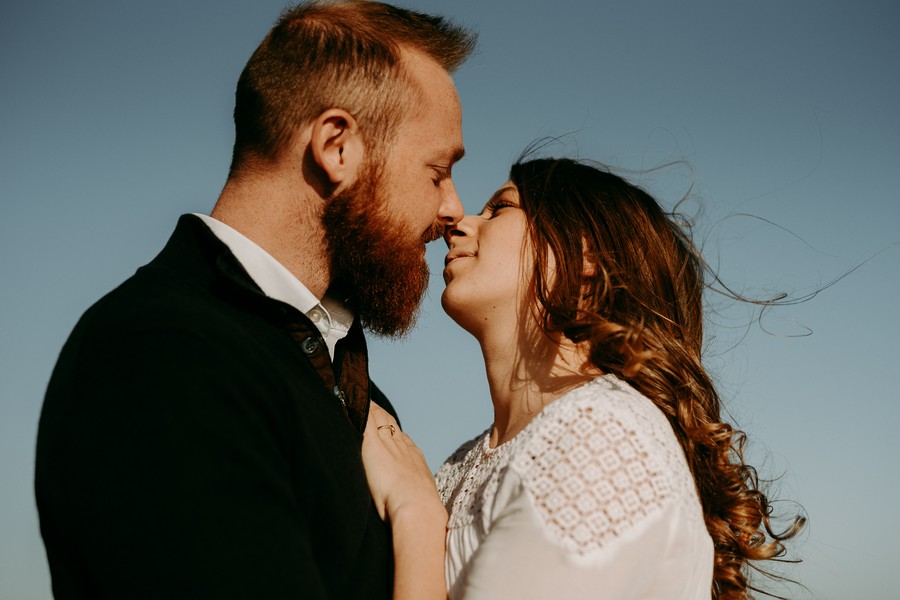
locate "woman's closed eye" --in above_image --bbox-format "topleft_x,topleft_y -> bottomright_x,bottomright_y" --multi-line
482,198 -> 518,218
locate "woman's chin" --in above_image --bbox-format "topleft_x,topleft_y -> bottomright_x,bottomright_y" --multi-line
440,289 -> 475,332
439,288 -> 460,319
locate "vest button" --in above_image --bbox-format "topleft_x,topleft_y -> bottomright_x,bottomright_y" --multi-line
300,336 -> 320,355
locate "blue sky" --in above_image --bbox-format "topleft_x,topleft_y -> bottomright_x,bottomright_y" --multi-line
2,1 -> 898,598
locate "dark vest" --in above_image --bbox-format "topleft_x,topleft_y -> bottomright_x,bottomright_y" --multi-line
36,215 -> 394,599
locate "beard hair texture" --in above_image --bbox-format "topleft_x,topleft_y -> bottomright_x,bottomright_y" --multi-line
321,160 -> 432,338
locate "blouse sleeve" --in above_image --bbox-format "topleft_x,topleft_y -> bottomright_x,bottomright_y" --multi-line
451,383 -> 710,599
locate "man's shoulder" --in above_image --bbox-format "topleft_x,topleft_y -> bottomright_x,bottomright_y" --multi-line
69,217 -> 224,327
75,263 -> 227,339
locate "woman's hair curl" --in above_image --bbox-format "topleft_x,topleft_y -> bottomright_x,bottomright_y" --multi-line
511,157 -> 804,599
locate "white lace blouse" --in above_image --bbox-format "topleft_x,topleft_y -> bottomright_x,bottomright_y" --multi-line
435,375 -> 714,599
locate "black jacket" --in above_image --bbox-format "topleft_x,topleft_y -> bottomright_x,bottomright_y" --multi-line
36,214 -> 394,599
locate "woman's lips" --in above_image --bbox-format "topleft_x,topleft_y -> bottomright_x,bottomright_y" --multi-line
444,252 -> 474,267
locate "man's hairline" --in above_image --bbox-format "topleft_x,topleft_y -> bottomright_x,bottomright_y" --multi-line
232,46 -> 462,177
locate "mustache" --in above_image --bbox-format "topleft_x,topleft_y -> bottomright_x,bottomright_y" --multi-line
420,221 -> 447,244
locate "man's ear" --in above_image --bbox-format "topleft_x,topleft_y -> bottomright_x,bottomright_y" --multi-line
310,108 -> 364,188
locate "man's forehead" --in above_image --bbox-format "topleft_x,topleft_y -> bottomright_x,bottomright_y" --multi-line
401,48 -> 461,115
414,107 -> 464,164
397,48 -> 464,164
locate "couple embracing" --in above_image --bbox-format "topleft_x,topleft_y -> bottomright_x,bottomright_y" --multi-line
35,2 -> 799,599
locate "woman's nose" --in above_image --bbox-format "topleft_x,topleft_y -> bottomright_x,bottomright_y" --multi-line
443,214 -> 476,247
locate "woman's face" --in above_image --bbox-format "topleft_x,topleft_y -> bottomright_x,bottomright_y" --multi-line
440,181 -> 532,334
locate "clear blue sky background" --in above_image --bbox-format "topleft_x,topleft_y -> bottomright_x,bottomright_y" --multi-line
2,1 -> 898,598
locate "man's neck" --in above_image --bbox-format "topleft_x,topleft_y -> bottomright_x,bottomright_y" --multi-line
212,172 -> 332,298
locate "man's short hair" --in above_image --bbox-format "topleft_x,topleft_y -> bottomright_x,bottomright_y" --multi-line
230,0 -> 476,173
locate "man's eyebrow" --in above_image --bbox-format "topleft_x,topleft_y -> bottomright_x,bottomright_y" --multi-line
450,146 -> 465,164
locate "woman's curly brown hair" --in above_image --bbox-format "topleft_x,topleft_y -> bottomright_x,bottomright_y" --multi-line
510,157 -> 805,599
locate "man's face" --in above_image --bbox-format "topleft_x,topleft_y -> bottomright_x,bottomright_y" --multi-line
376,51 -> 466,253
322,52 -> 465,337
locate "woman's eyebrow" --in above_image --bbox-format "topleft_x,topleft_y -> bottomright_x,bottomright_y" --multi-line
481,186 -> 517,212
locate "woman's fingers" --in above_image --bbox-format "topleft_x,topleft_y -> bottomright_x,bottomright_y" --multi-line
368,403 -> 417,447
368,402 -> 400,433
362,402 -> 439,522
376,423 -> 397,436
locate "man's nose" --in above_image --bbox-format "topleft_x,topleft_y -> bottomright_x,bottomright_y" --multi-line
437,179 -> 464,226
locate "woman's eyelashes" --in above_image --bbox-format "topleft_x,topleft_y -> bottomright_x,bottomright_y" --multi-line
483,198 -> 518,218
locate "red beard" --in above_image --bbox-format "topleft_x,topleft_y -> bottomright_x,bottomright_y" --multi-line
322,160 -> 439,338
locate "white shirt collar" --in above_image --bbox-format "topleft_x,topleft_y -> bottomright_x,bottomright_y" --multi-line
194,213 -> 352,357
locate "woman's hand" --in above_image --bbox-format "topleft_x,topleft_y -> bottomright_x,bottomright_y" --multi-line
363,403 -> 449,600
362,402 -> 446,522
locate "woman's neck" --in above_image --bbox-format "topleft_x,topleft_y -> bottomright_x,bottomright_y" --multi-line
478,325 -> 599,448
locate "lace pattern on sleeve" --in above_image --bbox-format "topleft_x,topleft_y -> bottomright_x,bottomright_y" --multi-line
437,376 -> 704,557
